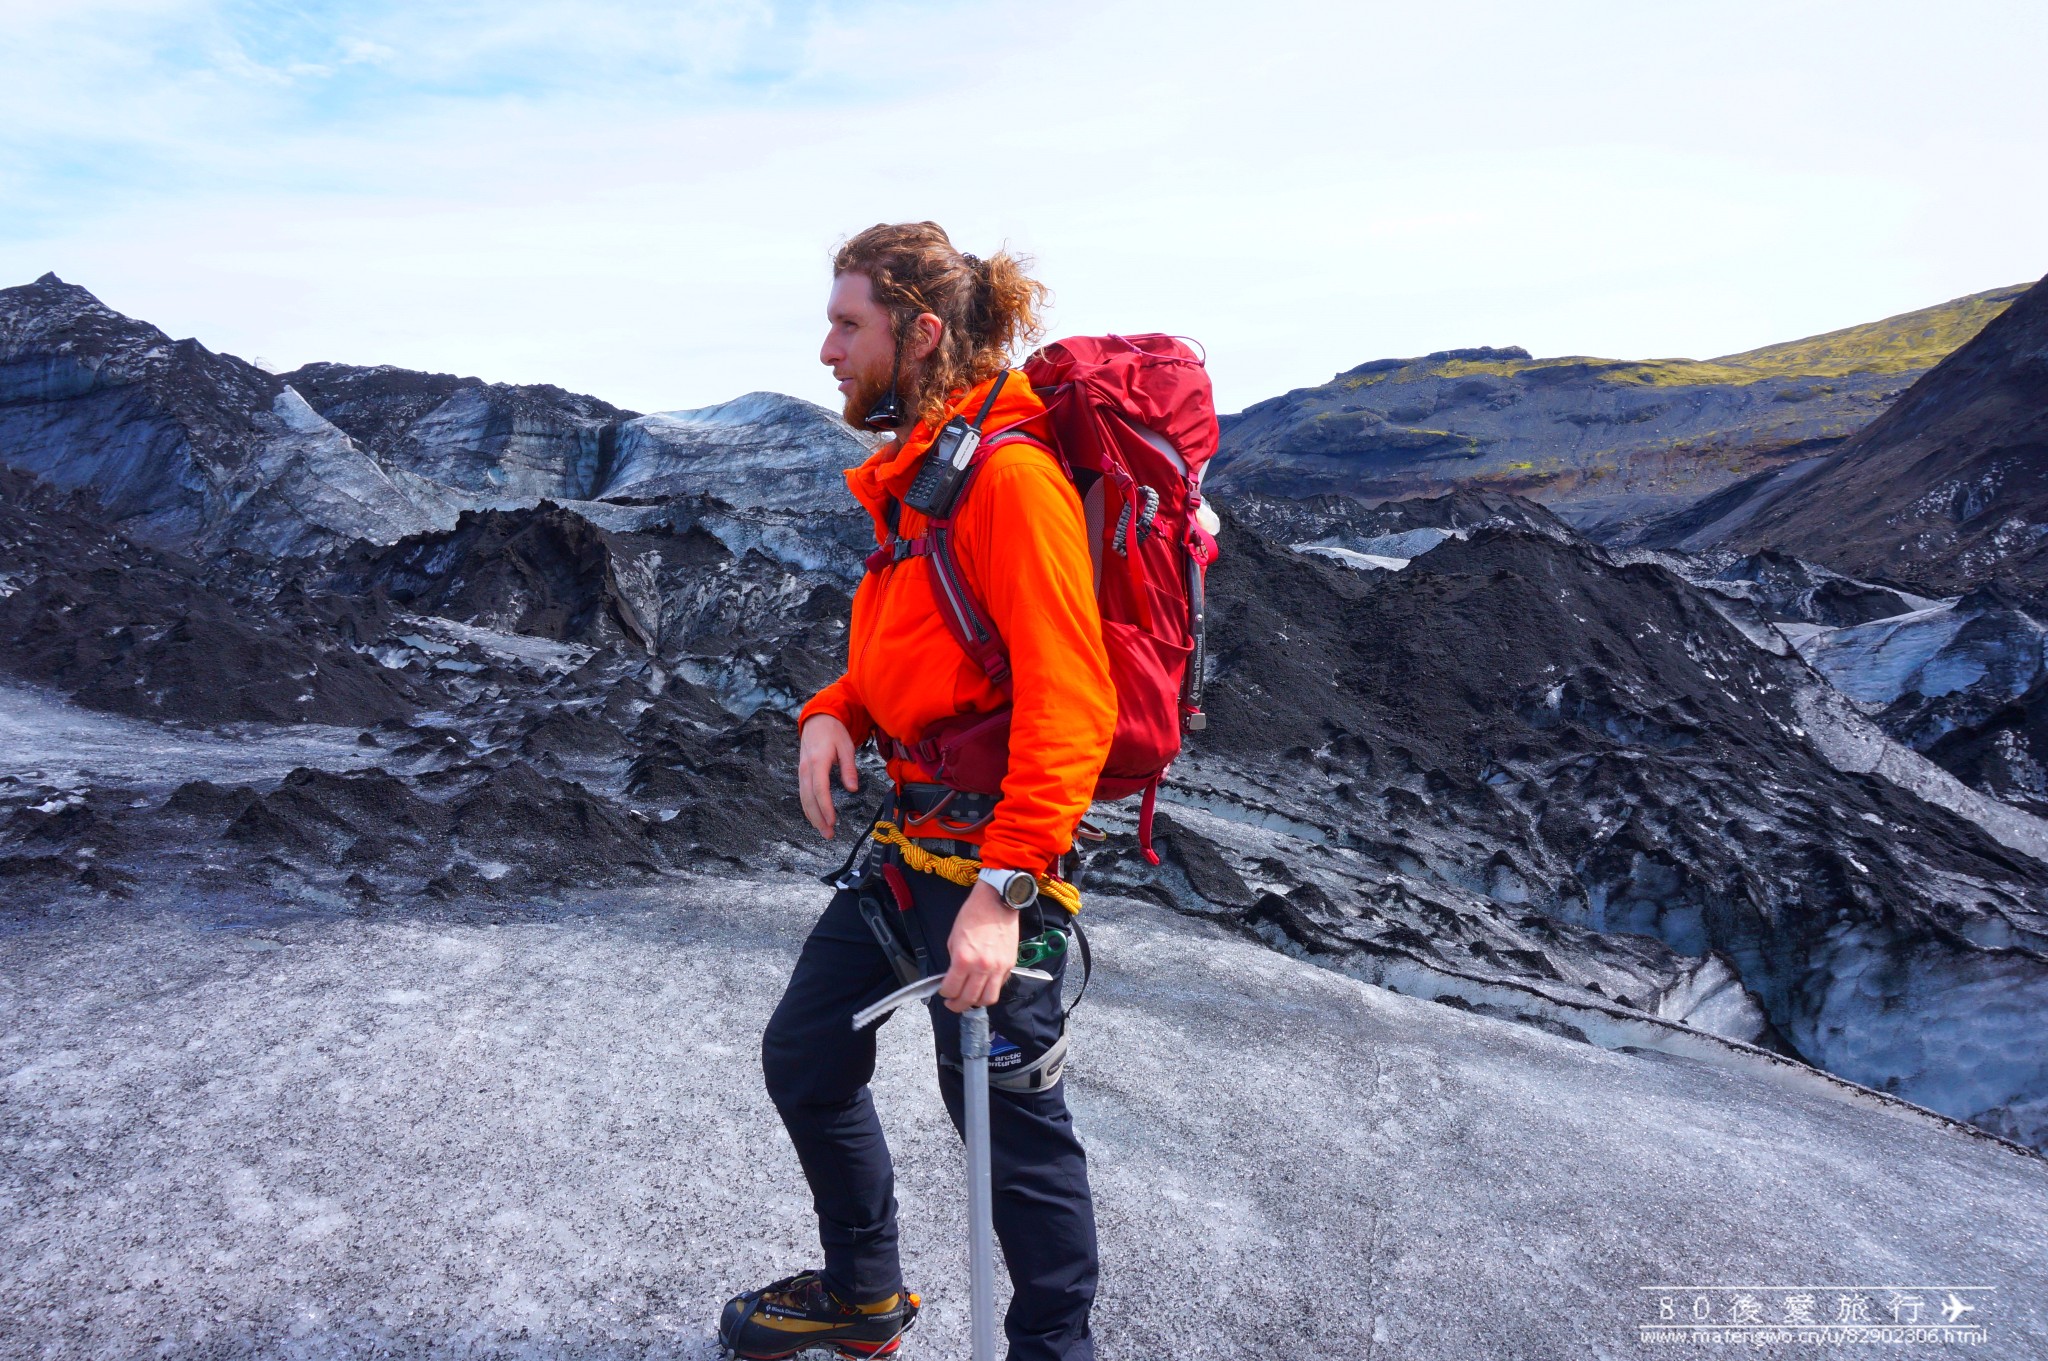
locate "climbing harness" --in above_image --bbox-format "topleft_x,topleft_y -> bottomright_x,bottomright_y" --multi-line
869,816 -> 1093,1047
869,819 -> 1084,916
840,807 -> 1094,1095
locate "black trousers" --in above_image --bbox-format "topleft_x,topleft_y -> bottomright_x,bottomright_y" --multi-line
761,862 -> 1098,1361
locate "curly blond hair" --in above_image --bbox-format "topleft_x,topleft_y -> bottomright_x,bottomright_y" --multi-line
834,221 -> 1050,428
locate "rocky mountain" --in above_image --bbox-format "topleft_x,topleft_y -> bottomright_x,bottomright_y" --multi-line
1209,283 -> 2028,536
0,276 -> 871,560
281,361 -> 636,504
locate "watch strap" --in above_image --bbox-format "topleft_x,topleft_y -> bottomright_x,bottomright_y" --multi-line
977,867 -> 1036,909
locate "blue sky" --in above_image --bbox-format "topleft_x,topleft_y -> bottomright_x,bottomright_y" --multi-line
5,0 -> 2046,415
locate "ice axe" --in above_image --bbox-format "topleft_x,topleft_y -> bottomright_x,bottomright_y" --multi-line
851,968 -> 1053,1361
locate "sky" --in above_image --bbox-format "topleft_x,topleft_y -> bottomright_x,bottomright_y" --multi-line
3,0 -> 2045,416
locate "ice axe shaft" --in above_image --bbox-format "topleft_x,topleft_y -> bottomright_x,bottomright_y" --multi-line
962,1005 -> 997,1361
848,970 -> 1050,1361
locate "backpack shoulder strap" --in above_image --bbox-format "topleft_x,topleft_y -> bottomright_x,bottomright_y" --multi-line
862,418 -> 1062,695
921,447 -> 1009,691
918,420 -> 1064,693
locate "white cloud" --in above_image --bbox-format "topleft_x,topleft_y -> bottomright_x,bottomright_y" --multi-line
3,0 -> 2044,414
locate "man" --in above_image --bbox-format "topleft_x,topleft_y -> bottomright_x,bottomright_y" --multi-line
716,222 -> 1114,1361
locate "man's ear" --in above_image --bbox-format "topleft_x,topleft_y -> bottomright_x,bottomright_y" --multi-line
903,311 -> 944,365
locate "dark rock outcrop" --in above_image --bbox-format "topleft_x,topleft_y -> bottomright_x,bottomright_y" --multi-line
325,502 -> 694,651
1702,549 -> 1917,625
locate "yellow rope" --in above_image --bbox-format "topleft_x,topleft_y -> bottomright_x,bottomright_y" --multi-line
872,820 -> 1083,915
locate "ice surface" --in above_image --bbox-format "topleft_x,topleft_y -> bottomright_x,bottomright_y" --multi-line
1787,596 -> 2046,720
1292,526 -> 1477,573
644,391 -> 830,431
214,389 -> 455,556
1293,543 -> 1411,571
1796,606 -> 1975,703
0,681 -> 383,793
1794,682 -> 2048,865
385,614 -> 597,675
606,393 -> 871,510
1,878 -> 2042,1358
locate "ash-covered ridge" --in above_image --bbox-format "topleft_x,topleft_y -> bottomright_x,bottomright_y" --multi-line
282,361 -> 638,505
1085,500 -> 2048,1151
284,362 -> 872,513
606,391 -> 879,510
1716,273 -> 2048,607
0,275 -> 448,554
0,467 -> 423,728
0,469 -> 844,905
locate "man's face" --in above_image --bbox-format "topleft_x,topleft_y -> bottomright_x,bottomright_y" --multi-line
821,271 -> 896,426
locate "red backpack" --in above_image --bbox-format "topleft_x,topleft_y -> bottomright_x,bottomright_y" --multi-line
865,334 -> 1221,864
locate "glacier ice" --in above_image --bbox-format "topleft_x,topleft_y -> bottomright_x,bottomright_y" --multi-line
0,878 -> 2042,1358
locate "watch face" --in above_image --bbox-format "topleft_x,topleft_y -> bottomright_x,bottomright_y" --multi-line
1002,874 -> 1036,907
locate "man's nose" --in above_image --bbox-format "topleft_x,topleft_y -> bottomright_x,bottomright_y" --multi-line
820,334 -> 842,366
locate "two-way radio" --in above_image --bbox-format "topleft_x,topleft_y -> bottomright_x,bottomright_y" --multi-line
902,371 -> 1010,519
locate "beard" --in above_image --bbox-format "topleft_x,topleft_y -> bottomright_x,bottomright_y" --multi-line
840,360 -> 899,429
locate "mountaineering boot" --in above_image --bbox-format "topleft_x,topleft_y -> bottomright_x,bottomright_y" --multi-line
717,1270 -> 921,1359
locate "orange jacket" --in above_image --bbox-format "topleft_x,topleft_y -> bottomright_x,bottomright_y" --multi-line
799,372 -> 1116,872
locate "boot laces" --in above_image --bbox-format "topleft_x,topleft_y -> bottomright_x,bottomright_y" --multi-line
761,1271 -> 877,1318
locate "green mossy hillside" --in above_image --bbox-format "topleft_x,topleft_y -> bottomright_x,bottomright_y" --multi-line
1419,284 -> 2029,388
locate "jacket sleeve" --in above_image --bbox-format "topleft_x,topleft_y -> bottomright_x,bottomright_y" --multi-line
961,457 -> 1116,871
799,674 -> 874,746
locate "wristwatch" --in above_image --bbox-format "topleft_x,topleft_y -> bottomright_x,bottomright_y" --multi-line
977,867 -> 1039,910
